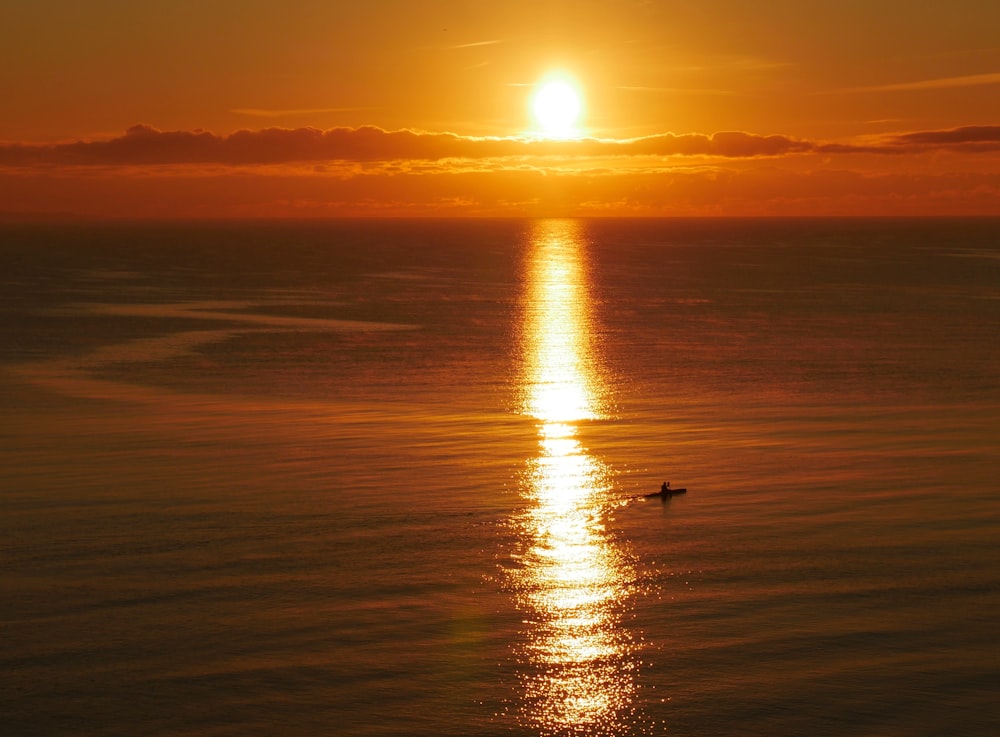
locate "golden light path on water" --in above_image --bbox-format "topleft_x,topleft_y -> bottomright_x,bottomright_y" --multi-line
510,220 -> 640,735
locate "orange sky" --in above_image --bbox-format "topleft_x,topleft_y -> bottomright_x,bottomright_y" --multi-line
2,0 -> 999,218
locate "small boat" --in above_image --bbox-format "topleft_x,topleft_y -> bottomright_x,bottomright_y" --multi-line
644,487 -> 687,498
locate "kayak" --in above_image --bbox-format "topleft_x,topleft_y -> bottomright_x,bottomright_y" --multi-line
645,487 -> 687,498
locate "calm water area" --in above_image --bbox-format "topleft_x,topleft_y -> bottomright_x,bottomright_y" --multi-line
2,218 -> 999,736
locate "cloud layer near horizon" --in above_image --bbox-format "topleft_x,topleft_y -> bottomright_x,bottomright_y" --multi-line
3,124 -> 1000,167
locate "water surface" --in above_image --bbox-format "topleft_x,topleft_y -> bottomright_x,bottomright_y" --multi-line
2,218 -> 998,736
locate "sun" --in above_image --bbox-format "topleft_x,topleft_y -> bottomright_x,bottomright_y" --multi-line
531,75 -> 583,139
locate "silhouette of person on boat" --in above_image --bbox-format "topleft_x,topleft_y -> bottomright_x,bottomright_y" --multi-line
642,480 -> 686,501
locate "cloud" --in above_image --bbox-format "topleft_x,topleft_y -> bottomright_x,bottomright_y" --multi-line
0,126 -> 821,167
827,71 -> 1000,94
618,85 -> 733,96
889,126 -> 1000,145
447,39 -> 503,49
230,107 -> 376,118
1,124 -> 998,169
4,159 -> 997,219
818,126 -> 1000,154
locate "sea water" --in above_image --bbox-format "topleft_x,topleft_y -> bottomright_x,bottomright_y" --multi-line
1,218 -> 998,736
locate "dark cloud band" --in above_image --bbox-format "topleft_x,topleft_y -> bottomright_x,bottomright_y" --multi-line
1,124 -> 998,167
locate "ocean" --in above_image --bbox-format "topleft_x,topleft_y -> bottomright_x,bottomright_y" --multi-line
2,217 -> 998,736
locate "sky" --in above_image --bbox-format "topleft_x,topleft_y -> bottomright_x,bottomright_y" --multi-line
1,0 -> 999,218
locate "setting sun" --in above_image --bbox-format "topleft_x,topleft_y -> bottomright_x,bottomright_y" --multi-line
531,76 -> 583,139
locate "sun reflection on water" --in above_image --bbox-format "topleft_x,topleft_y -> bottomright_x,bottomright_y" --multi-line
508,220 -> 639,735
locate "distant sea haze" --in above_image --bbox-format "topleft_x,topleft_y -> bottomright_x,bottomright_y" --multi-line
2,217 -> 998,736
